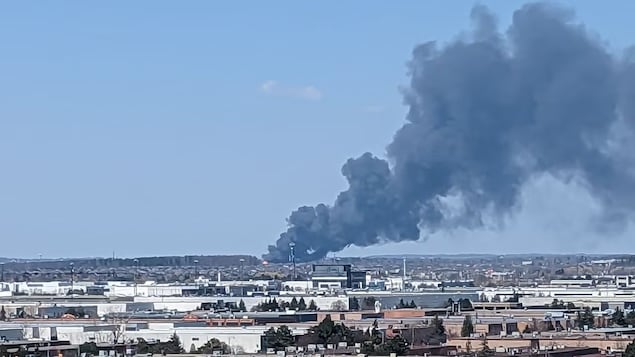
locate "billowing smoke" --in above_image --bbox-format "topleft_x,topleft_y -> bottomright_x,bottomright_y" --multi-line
264,3 -> 635,263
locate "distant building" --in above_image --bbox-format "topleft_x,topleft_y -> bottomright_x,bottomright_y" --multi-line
0,328 -> 23,342
311,264 -> 366,289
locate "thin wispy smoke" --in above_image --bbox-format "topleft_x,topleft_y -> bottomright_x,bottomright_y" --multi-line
264,3 -> 635,262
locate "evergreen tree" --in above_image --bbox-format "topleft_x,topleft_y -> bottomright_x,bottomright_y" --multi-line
335,322 -> 353,343
264,325 -> 296,351
136,338 -> 151,354
263,327 -> 277,351
577,308 -> 595,329
290,297 -> 299,310
298,297 -> 307,311
363,296 -> 377,310
280,300 -> 290,310
79,342 -> 99,356
444,298 -> 454,308
461,315 -> 474,337
409,300 -> 417,308
312,315 -> 336,343
550,299 -> 565,309
459,298 -> 473,310
308,299 -> 318,311
360,341 -> 376,355
255,298 -> 283,312
0,306 -> 6,321
398,298 -> 406,309
613,307 -> 626,326
349,297 -> 360,311
625,340 -> 635,357
432,315 -> 446,339
377,335 -> 409,355
197,338 -> 230,354
162,333 -> 185,354
238,299 -> 246,312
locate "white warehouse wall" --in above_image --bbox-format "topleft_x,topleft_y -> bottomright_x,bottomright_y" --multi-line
125,327 -> 268,354
134,296 -> 349,312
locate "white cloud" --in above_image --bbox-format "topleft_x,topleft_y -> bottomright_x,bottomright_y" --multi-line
259,80 -> 322,101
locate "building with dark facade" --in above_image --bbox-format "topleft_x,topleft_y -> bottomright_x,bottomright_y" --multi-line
311,264 -> 366,289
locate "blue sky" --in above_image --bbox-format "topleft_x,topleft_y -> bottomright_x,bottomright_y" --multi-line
0,1 -> 634,259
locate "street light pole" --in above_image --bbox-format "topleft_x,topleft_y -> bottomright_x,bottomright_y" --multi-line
134,259 -> 139,297
289,242 -> 296,280
69,263 -> 75,299
402,258 -> 406,292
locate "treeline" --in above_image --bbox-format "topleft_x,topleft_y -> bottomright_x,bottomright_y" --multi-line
139,335 -> 231,355
265,316 -> 417,355
250,297 -> 318,312
80,315 -> 451,356
396,299 -> 418,309
349,297 -> 418,310
547,299 -> 576,310
350,296 -> 383,310
511,307 -> 635,333
2,255 -> 261,270
80,335 -> 193,356
611,307 -> 635,328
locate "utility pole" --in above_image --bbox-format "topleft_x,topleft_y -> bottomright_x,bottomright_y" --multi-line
70,263 -> 75,299
134,259 -> 139,297
289,242 -> 296,280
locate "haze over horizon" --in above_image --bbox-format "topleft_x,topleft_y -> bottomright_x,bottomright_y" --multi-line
2,1 -> 635,260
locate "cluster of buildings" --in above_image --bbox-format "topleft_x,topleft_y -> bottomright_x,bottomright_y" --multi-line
2,259 -> 635,356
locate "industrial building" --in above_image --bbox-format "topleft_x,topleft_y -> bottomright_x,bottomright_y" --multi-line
310,264 -> 367,289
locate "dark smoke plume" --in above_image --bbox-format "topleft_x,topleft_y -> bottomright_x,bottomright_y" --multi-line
264,3 -> 635,263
